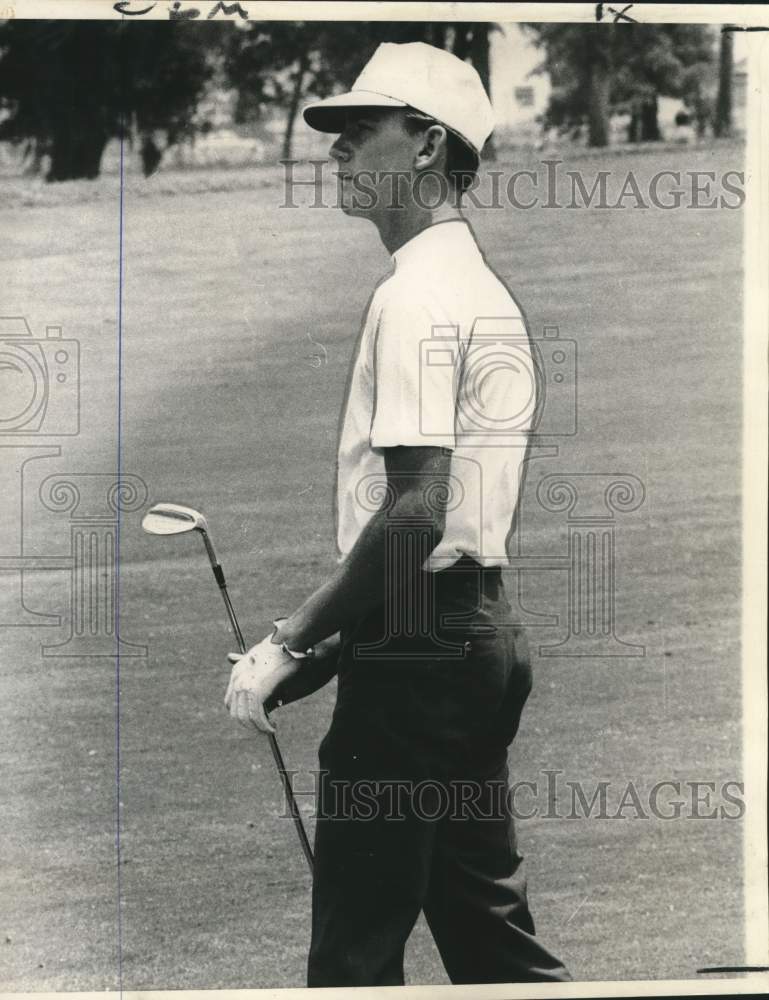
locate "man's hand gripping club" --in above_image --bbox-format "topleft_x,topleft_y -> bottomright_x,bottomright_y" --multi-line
224,630 -> 341,734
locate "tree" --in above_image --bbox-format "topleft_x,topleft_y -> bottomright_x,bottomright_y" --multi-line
525,22 -> 714,146
0,19 -> 224,181
525,24 -> 614,147
224,22 -> 352,162
613,24 -> 713,142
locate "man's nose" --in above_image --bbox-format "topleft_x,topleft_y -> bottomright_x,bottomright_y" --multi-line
329,139 -> 350,164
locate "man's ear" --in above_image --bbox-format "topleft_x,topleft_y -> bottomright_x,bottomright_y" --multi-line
413,124 -> 448,171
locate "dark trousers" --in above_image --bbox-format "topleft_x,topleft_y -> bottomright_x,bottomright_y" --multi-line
307,558 -> 570,987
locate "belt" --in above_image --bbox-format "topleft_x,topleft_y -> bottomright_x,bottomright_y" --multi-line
430,555 -> 503,602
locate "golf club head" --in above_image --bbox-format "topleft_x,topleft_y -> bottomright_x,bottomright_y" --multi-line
141,502 -> 209,537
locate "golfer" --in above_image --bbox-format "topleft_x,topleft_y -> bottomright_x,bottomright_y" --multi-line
225,41 -> 571,987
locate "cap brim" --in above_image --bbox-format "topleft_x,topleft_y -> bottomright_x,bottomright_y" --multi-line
303,90 -> 407,133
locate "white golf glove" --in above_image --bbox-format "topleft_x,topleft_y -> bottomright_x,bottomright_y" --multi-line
224,633 -> 294,735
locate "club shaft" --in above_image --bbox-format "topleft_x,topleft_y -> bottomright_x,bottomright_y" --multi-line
266,729 -> 315,872
220,584 -> 247,653
205,546 -> 314,873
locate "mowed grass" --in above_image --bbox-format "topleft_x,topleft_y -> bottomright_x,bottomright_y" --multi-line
0,143 -> 746,990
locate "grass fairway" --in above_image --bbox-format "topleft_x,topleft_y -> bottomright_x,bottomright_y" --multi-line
0,143 -> 745,990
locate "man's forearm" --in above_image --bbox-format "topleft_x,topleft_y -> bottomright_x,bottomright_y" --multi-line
275,502 -> 443,651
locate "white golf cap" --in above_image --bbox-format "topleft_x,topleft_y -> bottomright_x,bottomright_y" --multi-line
302,42 -> 495,155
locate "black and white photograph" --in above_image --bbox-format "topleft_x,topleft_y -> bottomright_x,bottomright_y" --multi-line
0,2 -> 766,996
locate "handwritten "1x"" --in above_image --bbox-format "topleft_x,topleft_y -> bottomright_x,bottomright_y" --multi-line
595,3 -> 637,23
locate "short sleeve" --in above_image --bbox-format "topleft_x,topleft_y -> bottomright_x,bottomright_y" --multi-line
370,293 -> 459,450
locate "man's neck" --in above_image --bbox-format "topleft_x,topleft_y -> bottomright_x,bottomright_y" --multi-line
375,202 -> 464,257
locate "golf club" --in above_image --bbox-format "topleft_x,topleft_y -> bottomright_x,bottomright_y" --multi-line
141,502 -> 314,873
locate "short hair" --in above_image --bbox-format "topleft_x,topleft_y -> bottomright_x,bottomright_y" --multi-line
402,109 -> 480,196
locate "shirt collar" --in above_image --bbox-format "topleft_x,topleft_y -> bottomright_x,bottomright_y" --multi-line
391,218 -> 476,269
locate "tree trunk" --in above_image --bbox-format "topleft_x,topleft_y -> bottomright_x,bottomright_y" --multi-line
281,51 -> 309,161
640,96 -> 660,141
451,23 -> 472,62
46,110 -> 109,181
694,97 -> 710,138
587,59 -> 610,147
470,23 -> 496,160
140,133 -> 163,177
714,28 -> 733,137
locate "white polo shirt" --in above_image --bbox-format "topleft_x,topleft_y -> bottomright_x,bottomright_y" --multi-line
336,219 -> 536,571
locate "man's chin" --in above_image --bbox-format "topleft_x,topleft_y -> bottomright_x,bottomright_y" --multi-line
335,181 -> 372,218
338,200 -> 373,220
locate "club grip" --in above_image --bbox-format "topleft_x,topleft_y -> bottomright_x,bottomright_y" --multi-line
212,563 -> 226,588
